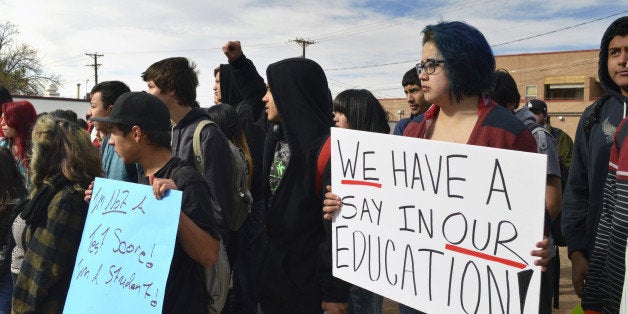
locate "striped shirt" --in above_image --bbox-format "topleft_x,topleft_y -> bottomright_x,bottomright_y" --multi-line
582,118 -> 628,313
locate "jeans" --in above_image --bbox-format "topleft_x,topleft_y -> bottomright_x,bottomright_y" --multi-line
0,273 -> 12,314
224,200 -> 266,314
539,254 -> 556,314
348,285 -> 382,314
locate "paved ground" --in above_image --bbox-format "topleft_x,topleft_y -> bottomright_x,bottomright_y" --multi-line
381,246 -> 580,313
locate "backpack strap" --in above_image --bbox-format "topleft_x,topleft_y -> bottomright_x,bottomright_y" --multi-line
582,94 -> 611,142
192,120 -> 213,172
316,135 -> 332,196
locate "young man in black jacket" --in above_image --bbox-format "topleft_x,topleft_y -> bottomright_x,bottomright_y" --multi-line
91,91 -> 220,313
218,41 -> 268,314
143,57 -> 233,244
562,16 -> 628,300
258,58 -> 350,314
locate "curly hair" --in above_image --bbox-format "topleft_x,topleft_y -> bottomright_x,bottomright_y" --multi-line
29,116 -> 101,194
422,21 -> 495,103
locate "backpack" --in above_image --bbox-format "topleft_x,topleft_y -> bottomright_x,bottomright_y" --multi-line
190,119 -> 242,314
316,135 -> 332,197
169,160 -> 230,314
582,94 -> 612,142
525,122 -> 568,246
193,120 -> 253,231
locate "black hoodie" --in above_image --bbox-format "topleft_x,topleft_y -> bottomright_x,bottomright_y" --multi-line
257,58 -> 349,312
562,16 -> 628,260
219,55 -> 267,204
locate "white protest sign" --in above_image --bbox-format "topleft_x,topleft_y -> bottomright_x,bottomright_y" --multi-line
331,128 -> 547,314
64,177 -> 181,314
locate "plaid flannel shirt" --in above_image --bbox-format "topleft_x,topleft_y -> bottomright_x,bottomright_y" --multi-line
12,186 -> 87,314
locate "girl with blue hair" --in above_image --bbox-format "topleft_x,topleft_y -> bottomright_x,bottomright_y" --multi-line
323,21 -> 551,314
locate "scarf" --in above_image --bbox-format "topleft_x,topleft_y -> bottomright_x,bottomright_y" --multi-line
20,175 -> 72,228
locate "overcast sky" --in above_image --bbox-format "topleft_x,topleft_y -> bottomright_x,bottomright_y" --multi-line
2,0 -> 627,107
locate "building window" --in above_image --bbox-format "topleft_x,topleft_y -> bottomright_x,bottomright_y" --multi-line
545,84 -> 584,100
525,85 -> 537,99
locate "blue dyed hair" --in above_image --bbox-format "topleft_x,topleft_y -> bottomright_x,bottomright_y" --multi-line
422,21 -> 495,102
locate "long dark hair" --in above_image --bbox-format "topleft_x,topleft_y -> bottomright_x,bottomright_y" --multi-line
206,104 -> 253,186
333,89 -> 390,134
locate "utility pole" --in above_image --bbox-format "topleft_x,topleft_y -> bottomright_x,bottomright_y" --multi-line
85,52 -> 103,85
290,37 -> 317,58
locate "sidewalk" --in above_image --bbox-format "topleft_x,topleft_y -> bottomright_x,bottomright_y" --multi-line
382,246 -> 580,313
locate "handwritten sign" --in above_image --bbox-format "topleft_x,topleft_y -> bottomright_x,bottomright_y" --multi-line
331,128 -> 547,314
64,178 -> 181,314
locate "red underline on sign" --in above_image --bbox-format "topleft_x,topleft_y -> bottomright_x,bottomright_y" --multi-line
340,180 -> 382,188
445,244 -> 527,269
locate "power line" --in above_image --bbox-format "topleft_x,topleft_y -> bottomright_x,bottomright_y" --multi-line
492,10 -> 628,47
322,9 -> 618,73
103,41 -> 288,56
93,0 -> 489,58
47,54 -> 85,67
312,0 -> 491,42
325,59 -> 417,71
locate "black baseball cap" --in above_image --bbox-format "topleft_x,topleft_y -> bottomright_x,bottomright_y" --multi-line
526,99 -> 547,113
90,91 -> 170,131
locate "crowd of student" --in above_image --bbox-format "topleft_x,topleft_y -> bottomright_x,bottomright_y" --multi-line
0,16 -> 625,314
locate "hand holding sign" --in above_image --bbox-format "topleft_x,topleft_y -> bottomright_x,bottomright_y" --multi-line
64,178 -> 181,314
330,128 -> 547,313
323,185 -> 342,220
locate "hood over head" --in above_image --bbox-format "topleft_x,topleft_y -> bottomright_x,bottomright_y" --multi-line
515,104 -> 536,125
599,16 -> 628,100
266,58 -> 333,153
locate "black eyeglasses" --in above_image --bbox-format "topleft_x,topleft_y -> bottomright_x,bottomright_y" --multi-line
416,59 -> 445,76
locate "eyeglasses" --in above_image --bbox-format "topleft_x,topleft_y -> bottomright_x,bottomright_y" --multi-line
416,59 -> 445,76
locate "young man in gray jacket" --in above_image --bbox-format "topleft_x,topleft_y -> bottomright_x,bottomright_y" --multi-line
143,57 -> 233,243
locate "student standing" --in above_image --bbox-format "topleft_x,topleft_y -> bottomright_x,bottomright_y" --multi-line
562,16 -> 628,301
332,89 -> 389,314
258,58 -> 350,314
142,57 -> 233,244
12,116 -> 101,313
90,91 -> 221,313
324,20 -> 551,314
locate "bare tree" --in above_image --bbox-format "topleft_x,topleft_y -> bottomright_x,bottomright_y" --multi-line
0,21 -> 60,95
